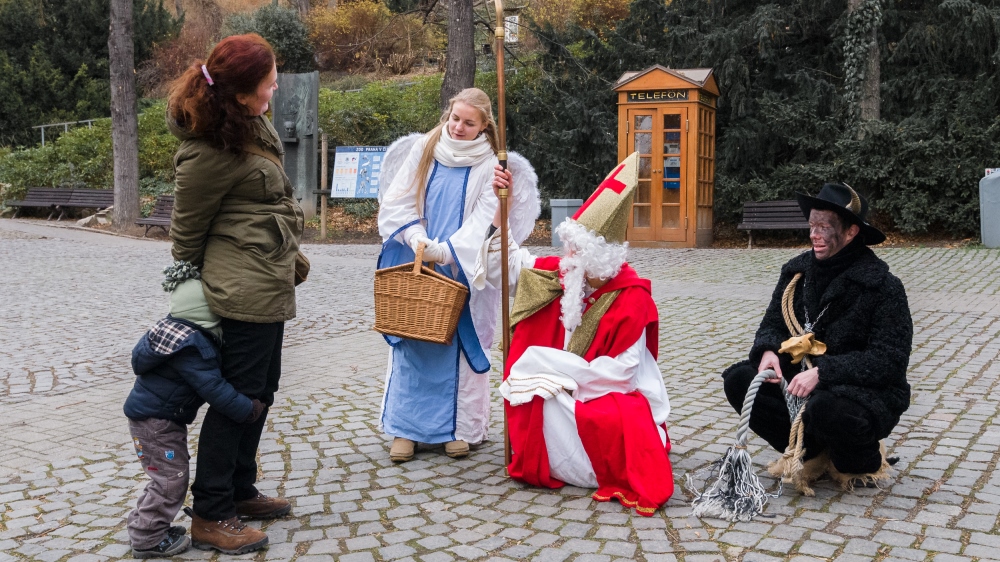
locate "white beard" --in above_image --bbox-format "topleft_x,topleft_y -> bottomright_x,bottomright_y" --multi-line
555,220 -> 628,333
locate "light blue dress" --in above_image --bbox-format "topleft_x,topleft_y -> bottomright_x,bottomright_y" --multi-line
377,162 -> 491,443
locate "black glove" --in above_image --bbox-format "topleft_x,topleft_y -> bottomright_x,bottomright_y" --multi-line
245,399 -> 266,423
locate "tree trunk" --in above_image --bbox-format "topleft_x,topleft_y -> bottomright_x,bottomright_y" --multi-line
295,0 -> 310,18
175,0 -> 183,18
848,0 -> 880,122
327,0 -> 337,8
109,0 -> 139,231
440,0 -> 475,109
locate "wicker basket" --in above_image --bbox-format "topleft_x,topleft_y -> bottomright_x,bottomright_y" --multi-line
374,243 -> 469,345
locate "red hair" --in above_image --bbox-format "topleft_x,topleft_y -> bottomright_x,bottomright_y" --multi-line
167,34 -> 276,154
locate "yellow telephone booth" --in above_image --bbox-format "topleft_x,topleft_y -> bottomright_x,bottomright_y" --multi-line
614,66 -> 719,248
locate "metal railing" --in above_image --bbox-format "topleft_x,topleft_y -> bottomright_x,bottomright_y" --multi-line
31,119 -> 99,146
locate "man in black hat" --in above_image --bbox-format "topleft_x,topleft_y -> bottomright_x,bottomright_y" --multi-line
721,183 -> 912,491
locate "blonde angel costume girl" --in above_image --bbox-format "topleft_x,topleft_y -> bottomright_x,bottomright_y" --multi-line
376,88 -> 539,462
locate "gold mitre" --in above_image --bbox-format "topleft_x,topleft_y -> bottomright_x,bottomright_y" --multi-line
570,152 -> 639,244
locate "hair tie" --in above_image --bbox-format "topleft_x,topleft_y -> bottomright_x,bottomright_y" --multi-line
201,64 -> 214,86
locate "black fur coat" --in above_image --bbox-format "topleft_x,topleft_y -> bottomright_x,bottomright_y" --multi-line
748,246 -> 913,437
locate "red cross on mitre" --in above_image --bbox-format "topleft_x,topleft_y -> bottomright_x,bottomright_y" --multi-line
573,162 -> 628,219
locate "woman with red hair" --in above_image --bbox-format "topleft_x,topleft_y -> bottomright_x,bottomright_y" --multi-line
163,33 -> 302,555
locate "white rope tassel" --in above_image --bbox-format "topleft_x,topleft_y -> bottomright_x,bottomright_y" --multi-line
689,369 -> 783,522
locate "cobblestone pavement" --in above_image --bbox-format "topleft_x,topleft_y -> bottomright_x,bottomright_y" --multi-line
3,218 -> 1000,562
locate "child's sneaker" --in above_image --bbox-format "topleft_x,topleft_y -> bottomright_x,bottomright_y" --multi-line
132,533 -> 191,559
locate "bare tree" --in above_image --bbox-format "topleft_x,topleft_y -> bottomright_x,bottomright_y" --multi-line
109,0 -> 140,231
847,0 -> 880,122
294,0 -> 310,18
440,0 -> 475,109
408,0 -> 441,25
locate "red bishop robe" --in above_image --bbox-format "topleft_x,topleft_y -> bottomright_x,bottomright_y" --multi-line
505,256 -> 674,516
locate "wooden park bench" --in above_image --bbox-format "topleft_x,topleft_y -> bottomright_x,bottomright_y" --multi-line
57,189 -> 114,220
5,187 -> 73,219
737,200 -> 810,249
135,195 -> 174,237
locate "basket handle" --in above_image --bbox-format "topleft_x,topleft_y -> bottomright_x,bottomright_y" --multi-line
412,242 -> 425,274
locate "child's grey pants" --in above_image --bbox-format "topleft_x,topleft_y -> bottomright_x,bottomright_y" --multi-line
126,418 -> 190,549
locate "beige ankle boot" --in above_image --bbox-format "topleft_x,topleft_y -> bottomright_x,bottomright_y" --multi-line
444,440 -> 469,458
390,437 -> 415,463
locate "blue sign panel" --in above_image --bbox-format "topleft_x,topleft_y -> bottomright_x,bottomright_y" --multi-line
331,146 -> 387,198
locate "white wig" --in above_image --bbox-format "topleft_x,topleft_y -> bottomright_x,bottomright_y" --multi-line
555,220 -> 629,332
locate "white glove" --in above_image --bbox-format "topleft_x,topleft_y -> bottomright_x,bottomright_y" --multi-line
401,224 -> 427,252
421,239 -> 451,264
409,232 -> 453,264
409,233 -> 432,254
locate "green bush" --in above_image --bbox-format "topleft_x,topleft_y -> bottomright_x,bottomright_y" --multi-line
343,199 -> 379,221
319,75 -> 443,147
222,5 -> 315,73
0,145 -> 57,202
138,101 -> 180,181
323,73 -> 370,91
0,120 -> 113,195
0,101 -> 178,205
139,176 -> 175,216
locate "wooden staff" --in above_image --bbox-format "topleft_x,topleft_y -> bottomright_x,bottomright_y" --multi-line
494,0 -> 512,469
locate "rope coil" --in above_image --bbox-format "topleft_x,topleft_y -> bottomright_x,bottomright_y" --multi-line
735,369 -> 786,446
781,272 -> 813,371
769,272 -> 813,486
689,369 -> 784,522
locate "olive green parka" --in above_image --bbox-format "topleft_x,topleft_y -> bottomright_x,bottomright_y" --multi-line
168,114 -> 303,323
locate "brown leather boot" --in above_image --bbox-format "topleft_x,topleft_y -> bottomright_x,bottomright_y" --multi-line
189,512 -> 268,555
234,492 -> 292,520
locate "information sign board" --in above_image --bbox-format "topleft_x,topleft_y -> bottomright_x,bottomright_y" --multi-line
505,16 -> 519,43
331,146 -> 387,198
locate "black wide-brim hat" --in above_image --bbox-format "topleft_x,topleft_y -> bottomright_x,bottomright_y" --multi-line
796,183 -> 886,245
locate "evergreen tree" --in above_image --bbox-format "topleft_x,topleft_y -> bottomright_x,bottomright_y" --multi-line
510,0 -> 1000,235
0,0 -> 178,147
649,0 -> 850,224
505,23 -> 619,202
836,0 -> 1000,233
222,4 -> 315,73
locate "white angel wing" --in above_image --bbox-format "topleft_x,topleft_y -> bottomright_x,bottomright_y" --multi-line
505,151 -> 541,245
378,132 -> 423,204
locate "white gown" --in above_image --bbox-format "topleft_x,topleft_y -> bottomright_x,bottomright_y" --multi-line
377,133 -> 499,444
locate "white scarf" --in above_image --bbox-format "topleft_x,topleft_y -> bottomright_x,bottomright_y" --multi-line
433,126 -> 494,168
